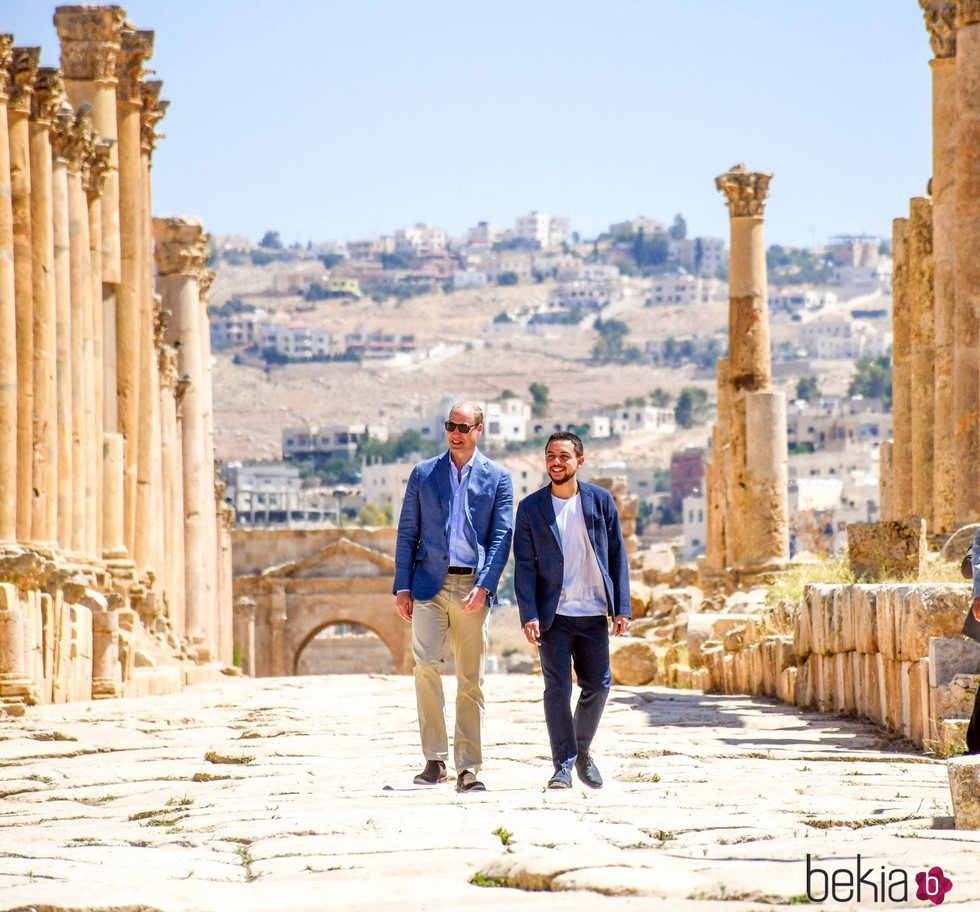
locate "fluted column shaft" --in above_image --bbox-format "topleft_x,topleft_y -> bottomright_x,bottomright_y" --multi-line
0,38 -> 17,544
891,218 -> 913,517
909,197 -> 935,528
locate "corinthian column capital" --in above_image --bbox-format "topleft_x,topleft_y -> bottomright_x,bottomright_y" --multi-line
0,35 -> 14,102
116,28 -> 154,105
32,67 -> 68,126
84,137 -> 113,196
715,162 -> 773,218
54,5 -> 126,84
958,0 -> 980,26
921,0 -> 958,57
153,216 -> 211,278
8,47 -> 41,115
139,79 -> 167,153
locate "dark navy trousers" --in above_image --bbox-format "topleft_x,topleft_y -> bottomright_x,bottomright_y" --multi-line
539,614 -> 611,769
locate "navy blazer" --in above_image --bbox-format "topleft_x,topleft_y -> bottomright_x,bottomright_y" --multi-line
393,450 -> 514,603
514,481 -> 631,632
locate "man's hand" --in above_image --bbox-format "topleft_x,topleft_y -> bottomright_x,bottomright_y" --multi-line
613,616 -> 631,636
396,591 -> 414,622
463,585 -> 488,613
973,596 -> 980,623
523,619 -> 541,647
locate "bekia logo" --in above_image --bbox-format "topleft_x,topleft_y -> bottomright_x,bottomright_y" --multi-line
806,855 -> 953,905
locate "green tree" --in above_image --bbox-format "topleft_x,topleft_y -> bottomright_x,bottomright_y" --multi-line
592,318 -> 630,361
320,253 -> 344,269
499,388 -> 517,399
259,230 -> 283,249
674,386 -> 709,428
529,382 -> 550,418
497,271 -> 519,286
649,387 -> 672,408
796,375 -> 821,402
848,355 -> 893,409
358,502 -> 394,527
668,213 -> 687,241
380,250 -> 415,270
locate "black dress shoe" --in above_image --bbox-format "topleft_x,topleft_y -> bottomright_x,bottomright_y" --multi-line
413,760 -> 447,785
455,770 -> 486,792
575,753 -> 603,789
547,765 -> 573,789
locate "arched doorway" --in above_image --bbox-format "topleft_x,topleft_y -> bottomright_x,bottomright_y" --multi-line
294,621 -> 396,675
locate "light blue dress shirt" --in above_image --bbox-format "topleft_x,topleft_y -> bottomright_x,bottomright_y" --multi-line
448,452 -> 478,568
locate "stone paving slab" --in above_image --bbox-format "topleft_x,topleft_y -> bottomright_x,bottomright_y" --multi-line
0,674 -> 977,911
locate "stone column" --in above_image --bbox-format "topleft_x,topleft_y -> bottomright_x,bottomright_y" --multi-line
217,495 -> 234,666
743,392 -> 789,567
0,38 -> 17,545
891,217 -> 913,518
91,600 -> 120,699
8,48 -> 40,544
879,440 -> 895,522
921,1 -> 958,533
102,431 -> 126,561
28,69 -> 63,548
268,583 -> 288,677
50,100 -> 74,552
85,140 -> 110,557
65,107 -> 95,556
114,29 -> 153,565
705,357 -> 731,573
715,163 -> 780,569
199,269 -> 221,653
908,197 -> 935,529
55,5 -> 125,433
158,341 -> 185,631
955,0 -> 980,524
154,216 -> 212,661
233,597 -> 257,677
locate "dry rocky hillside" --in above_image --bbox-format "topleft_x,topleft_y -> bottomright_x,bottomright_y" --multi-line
211,263 -> 853,462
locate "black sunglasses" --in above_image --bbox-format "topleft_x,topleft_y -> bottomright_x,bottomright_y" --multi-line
444,421 -> 477,433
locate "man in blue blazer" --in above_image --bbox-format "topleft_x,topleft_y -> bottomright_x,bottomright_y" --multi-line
394,401 -> 513,792
514,432 -> 631,789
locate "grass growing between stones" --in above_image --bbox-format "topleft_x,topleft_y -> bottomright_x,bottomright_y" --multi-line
470,872 -> 508,888
492,826 -> 513,845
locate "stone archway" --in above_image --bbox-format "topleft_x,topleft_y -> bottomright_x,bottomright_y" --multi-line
293,620 -> 396,675
234,536 -> 414,676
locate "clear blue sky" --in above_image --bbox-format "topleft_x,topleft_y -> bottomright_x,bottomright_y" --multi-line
5,1 -> 933,248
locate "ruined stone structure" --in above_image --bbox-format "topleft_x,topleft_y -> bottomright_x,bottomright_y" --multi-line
0,7 -> 232,714
704,164 -> 788,577
232,528 -> 413,678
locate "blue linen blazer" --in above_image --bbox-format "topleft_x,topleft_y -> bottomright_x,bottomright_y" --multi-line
513,481 -> 631,632
393,450 -> 514,603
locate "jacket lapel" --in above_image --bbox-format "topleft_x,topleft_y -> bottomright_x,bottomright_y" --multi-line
579,482 -> 598,550
537,488 -> 562,551
434,451 -> 453,532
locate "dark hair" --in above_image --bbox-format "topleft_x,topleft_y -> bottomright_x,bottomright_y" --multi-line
546,431 -> 583,458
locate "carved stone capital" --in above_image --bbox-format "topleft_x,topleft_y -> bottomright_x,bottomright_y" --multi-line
959,0 -> 980,26
116,28 -> 154,106
922,1 -> 958,56
153,216 -> 211,277
199,269 -> 217,303
159,344 -> 179,387
31,67 -> 67,126
140,79 -> 167,153
54,5 -> 125,84
175,374 -> 192,405
0,35 -> 14,102
8,47 -> 40,115
153,296 -> 169,350
715,162 -> 773,218
84,137 -> 113,196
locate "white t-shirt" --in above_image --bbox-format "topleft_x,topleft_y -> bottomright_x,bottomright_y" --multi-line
551,493 -> 608,617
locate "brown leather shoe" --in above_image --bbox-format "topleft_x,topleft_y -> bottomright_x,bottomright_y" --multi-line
455,770 -> 486,792
413,760 -> 447,785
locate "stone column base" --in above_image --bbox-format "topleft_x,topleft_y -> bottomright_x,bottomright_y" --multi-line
0,673 -> 38,715
948,757 -> 980,829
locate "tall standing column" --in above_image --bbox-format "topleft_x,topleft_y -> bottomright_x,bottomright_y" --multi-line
115,29 -> 153,565
8,48 -> 40,544
715,163 -> 786,569
55,6 -> 125,435
921,1 -> 958,533
0,38 -> 17,545
743,391 -> 789,567
891,218 -> 913,517
158,340 -> 185,631
154,216 -> 213,662
28,69 -> 63,548
955,0 -> 980,524
50,103 -> 74,552
908,197 -> 935,528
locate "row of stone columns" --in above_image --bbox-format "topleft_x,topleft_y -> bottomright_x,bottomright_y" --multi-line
884,1 -> 980,533
704,164 -> 789,576
0,5 -> 233,710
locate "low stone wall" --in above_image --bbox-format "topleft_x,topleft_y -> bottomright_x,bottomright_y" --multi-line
695,583 -> 979,752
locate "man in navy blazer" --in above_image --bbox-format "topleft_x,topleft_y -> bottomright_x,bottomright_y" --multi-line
394,401 -> 513,792
514,431 -> 631,789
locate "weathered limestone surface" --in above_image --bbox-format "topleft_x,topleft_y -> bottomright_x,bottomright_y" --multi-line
609,639 -> 658,686
891,218 -> 913,519
0,675 -> 976,911
847,517 -> 926,579
0,37 -> 16,543
949,756 -> 980,828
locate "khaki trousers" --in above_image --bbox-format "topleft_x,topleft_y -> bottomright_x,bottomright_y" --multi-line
412,570 -> 489,772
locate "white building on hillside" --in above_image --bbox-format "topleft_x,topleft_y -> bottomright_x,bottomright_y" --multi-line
608,406 -> 676,436
361,460 -> 414,522
515,211 -> 570,249
645,273 -> 725,307
260,324 -> 332,360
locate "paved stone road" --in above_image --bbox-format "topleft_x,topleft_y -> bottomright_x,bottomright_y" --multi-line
0,674 -> 977,911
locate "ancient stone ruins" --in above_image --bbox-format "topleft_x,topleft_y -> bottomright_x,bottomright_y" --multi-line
0,6 -> 233,714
